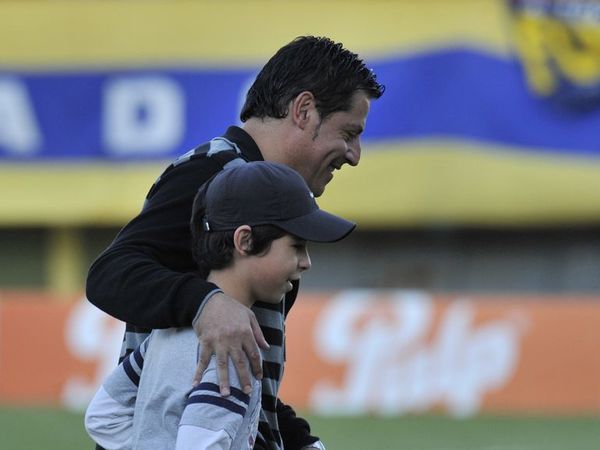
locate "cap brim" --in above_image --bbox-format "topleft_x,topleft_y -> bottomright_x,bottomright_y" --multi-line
275,209 -> 356,243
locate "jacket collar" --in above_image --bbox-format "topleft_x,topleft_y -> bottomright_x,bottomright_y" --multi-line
222,126 -> 264,162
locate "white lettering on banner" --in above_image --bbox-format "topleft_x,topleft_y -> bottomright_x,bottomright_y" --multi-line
103,76 -> 184,155
311,290 -> 526,417
61,297 -> 124,411
0,78 -> 42,155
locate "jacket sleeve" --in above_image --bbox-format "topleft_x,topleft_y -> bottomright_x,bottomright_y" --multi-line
277,398 -> 320,450
86,156 -> 224,329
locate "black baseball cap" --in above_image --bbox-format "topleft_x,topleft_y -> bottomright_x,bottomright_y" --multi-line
192,161 -> 355,242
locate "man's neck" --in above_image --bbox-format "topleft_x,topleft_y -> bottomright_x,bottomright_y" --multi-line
242,117 -> 294,166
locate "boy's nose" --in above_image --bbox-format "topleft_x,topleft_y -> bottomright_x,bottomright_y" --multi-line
300,251 -> 311,271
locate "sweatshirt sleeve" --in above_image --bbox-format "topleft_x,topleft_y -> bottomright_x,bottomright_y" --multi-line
86,155 -> 225,329
85,336 -> 150,449
176,358 -> 261,450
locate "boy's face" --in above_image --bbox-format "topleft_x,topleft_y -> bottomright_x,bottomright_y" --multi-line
248,234 -> 311,303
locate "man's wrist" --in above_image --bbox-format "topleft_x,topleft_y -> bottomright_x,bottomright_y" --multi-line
192,288 -> 223,329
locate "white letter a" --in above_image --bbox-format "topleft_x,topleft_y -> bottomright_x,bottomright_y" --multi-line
0,78 -> 42,155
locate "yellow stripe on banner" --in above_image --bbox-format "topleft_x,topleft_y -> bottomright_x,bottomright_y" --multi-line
319,141 -> 600,228
4,142 -> 600,227
0,0 -> 512,68
0,163 -> 164,226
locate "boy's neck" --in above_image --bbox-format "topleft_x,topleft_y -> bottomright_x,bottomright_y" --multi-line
207,270 -> 254,309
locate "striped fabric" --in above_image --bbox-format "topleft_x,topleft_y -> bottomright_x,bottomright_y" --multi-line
95,329 -> 263,449
187,382 -> 251,417
118,300 -> 286,449
118,338 -> 145,385
118,299 -> 286,450
115,135 -> 287,450
252,301 -> 286,449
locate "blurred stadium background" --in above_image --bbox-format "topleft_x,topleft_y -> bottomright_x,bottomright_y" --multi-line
1,0 -> 600,448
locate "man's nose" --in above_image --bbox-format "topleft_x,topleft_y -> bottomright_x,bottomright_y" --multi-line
346,140 -> 361,166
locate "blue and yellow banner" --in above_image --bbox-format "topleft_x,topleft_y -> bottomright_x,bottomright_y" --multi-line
1,0 -> 600,226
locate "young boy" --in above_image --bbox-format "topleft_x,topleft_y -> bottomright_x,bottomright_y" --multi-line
85,161 -> 355,449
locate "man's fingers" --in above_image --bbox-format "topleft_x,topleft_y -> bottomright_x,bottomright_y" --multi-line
250,313 -> 269,350
244,341 -> 263,381
231,349 -> 254,395
216,354 -> 230,397
193,346 -> 212,386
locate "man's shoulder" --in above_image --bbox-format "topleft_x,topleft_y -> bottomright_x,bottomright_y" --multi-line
170,125 -> 260,171
173,136 -> 245,168
145,138 -> 247,199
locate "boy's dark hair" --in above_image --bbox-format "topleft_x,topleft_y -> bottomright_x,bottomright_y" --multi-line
191,222 -> 287,278
240,36 -> 385,122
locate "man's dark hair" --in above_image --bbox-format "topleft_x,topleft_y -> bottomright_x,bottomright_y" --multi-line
191,222 -> 287,278
240,36 -> 385,122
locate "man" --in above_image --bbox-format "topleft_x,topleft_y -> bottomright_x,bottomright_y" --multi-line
87,35 -> 384,449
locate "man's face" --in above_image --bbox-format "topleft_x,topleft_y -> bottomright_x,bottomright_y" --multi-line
293,91 -> 371,197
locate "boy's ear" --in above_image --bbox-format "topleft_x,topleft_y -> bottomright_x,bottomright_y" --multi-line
233,225 -> 253,255
290,91 -> 317,129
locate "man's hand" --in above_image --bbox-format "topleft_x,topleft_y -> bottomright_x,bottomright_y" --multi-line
192,292 -> 269,396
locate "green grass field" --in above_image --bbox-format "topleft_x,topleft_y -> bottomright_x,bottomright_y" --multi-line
1,406 -> 598,450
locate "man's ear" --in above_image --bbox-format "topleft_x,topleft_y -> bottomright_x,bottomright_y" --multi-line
233,225 -> 253,255
290,91 -> 317,129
